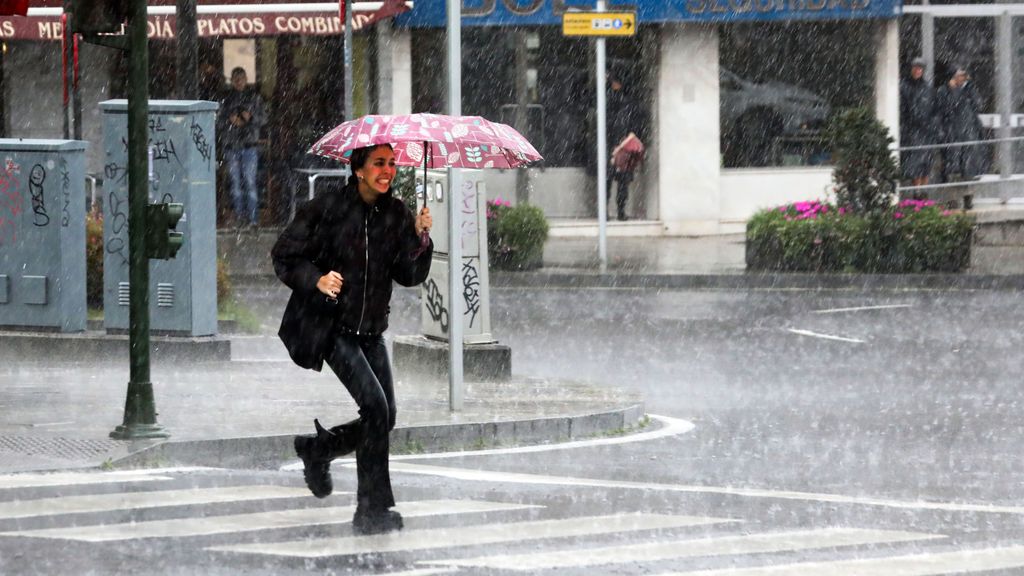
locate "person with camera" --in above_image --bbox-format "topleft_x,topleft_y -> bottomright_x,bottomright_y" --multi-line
218,67 -> 266,229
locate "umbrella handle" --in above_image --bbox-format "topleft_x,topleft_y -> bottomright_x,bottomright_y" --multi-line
411,231 -> 431,259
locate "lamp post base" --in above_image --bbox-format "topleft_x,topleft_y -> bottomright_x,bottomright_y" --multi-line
110,423 -> 170,440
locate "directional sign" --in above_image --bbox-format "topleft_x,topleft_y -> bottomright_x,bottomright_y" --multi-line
562,12 -> 636,37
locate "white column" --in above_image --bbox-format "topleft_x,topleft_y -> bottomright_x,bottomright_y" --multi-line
378,23 -> 412,115
656,24 -> 720,236
874,19 -> 901,148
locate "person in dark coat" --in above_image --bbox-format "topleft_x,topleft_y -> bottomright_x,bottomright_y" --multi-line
271,144 -> 433,535
937,65 -> 988,181
218,67 -> 266,227
900,57 -> 937,186
607,71 -> 643,221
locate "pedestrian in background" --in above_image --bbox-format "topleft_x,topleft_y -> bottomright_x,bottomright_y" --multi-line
607,70 -> 643,221
937,65 -> 988,181
218,67 -> 265,229
900,57 -> 937,187
271,144 -> 433,535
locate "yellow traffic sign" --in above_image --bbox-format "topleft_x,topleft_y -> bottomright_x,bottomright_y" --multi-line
562,12 -> 636,37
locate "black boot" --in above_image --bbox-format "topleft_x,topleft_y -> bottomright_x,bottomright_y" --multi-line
353,507 -> 404,535
294,419 -> 362,498
294,419 -> 336,498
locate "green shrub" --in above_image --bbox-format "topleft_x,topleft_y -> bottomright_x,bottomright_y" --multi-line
86,211 -> 104,308
746,200 -> 974,273
826,107 -> 900,215
216,257 -> 232,310
487,199 -> 549,270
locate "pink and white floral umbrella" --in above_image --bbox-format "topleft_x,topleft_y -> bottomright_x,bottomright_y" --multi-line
308,113 -> 542,169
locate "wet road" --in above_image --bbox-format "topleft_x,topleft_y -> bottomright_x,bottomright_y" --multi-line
3,285 -> 1023,573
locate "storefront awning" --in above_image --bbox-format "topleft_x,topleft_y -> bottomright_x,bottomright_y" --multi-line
0,1 -> 410,40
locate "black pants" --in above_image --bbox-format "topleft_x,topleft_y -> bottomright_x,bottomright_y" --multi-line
607,170 -> 633,218
324,333 -> 397,511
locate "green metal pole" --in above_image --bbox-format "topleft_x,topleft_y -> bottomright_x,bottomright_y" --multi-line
111,0 -> 168,440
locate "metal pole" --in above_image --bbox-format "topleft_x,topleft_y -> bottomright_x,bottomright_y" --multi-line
176,0 -> 198,99
62,3 -> 71,140
344,0 -> 353,120
514,30 -> 529,204
111,0 -> 167,440
996,11 -> 1013,202
447,0 -> 463,412
596,0 -> 608,272
72,36 -> 82,140
921,0 -> 935,85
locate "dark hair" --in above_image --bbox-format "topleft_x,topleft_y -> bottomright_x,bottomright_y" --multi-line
230,67 -> 247,79
347,144 -> 394,188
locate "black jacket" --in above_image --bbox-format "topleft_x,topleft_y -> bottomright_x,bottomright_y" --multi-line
217,87 -> 265,149
272,183 -> 433,371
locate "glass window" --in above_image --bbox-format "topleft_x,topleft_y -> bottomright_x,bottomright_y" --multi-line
719,21 -> 876,169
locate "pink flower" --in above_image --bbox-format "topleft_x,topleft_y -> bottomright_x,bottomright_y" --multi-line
894,212 -> 904,219
942,210 -> 953,216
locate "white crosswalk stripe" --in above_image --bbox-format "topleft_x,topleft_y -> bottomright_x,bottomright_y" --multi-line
205,513 -> 736,559
0,485 -> 318,519
659,545 -> 1024,576
0,469 -> 175,490
418,527 -> 942,571
0,470 -> 1014,576
0,499 -> 540,542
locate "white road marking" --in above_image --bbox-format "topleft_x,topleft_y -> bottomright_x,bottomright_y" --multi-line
0,470 -> 173,490
387,463 -> 1024,516
379,570 -> 457,576
421,528 -> 941,571
0,499 -> 540,542
813,304 -> 913,314
0,485 -> 320,520
279,414 -> 695,471
786,328 -> 865,343
206,513 -> 735,558
661,545 -> 1024,576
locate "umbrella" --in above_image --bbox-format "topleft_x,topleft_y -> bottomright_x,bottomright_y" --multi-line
309,113 -> 543,170
309,113 -> 543,252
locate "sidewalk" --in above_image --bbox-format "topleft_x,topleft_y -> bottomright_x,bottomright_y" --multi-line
504,212 -> 1024,289
0,340 -> 643,473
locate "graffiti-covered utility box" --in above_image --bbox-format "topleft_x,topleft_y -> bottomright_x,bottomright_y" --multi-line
0,139 -> 88,332
418,168 -> 494,344
100,100 -> 218,336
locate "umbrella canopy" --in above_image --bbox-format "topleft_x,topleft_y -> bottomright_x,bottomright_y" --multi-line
308,113 -> 542,169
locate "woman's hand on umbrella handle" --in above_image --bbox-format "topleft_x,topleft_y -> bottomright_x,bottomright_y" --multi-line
317,271 -> 343,299
415,207 -> 432,236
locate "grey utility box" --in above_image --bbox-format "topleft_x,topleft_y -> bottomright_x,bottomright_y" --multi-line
100,100 -> 218,336
0,139 -> 88,332
418,168 -> 494,344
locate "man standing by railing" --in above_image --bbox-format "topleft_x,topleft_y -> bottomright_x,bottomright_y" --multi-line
938,65 -> 988,182
900,57 -> 937,187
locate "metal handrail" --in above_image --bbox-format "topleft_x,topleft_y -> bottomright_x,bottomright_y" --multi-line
896,135 -> 1024,152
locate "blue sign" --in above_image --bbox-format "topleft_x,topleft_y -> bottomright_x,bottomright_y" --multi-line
396,0 -> 901,27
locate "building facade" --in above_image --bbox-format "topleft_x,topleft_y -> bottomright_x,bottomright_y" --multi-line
1,0 -> 908,233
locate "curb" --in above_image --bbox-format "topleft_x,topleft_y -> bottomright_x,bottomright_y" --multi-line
0,331 -> 232,362
111,403 -> 646,470
490,271 -> 1024,291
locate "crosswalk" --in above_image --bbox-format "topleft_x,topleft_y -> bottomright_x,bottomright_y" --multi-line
0,467 -> 1020,575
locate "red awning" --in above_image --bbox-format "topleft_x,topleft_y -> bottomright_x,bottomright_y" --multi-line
0,1 -> 409,41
